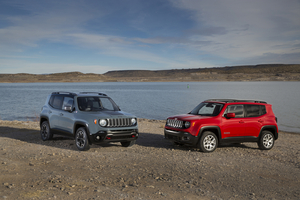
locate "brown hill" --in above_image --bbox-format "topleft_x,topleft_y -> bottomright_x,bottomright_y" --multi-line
103,64 -> 300,82
1,64 -> 300,83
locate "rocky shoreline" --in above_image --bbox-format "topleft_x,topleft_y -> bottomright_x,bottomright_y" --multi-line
0,119 -> 299,199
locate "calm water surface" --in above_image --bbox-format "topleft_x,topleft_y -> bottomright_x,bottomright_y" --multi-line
0,82 -> 299,133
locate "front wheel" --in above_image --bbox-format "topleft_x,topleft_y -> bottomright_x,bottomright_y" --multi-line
40,121 -> 53,141
258,130 -> 275,150
121,140 -> 136,147
198,131 -> 218,153
75,127 -> 90,151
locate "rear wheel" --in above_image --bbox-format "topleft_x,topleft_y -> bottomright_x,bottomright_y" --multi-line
258,130 -> 274,150
75,127 -> 90,151
121,140 -> 136,147
40,121 -> 53,141
199,131 -> 218,153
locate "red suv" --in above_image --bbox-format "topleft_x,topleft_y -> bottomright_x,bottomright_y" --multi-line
164,99 -> 278,153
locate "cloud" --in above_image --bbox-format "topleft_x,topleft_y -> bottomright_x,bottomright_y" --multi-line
168,0 -> 300,64
0,0 -> 299,74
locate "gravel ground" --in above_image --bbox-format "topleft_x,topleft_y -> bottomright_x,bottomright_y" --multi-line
0,119 -> 299,200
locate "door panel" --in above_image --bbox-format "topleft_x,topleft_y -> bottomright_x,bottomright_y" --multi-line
221,105 -> 245,138
221,117 -> 245,138
244,116 -> 263,137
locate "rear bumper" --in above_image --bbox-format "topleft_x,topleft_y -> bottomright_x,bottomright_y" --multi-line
89,129 -> 139,144
164,128 -> 198,146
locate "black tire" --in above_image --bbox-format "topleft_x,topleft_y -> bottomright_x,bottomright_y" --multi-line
198,131 -> 218,153
121,140 -> 136,147
40,121 -> 53,141
258,130 -> 275,150
75,127 -> 90,151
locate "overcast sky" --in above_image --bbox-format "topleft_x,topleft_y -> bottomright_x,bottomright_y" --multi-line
0,0 -> 300,74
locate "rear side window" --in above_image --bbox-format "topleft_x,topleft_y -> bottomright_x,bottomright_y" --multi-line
245,105 -> 266,117
49,95 -> 64,109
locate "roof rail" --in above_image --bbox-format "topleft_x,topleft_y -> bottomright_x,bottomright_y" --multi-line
205,99 -> 267,104
79,92 -> 107,96
52,91 -> 77,96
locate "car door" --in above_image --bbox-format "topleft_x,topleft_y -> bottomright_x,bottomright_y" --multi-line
48,95 -> 64,130
221,104 -> 245,138
58,96 -> 75,134
244,104 -> 266,137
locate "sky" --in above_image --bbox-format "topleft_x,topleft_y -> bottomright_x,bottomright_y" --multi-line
0,0 -> 300,74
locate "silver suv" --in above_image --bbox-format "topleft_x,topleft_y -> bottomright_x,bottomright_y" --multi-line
40,92 -> 138,151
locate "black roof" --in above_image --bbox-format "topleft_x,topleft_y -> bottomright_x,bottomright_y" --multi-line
52,92 -> 107,97
205,99 -> 267,104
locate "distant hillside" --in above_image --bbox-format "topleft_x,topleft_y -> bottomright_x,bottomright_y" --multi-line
1,64 -> 300,83
0,72 -> 107,83
103,64 -> 300,82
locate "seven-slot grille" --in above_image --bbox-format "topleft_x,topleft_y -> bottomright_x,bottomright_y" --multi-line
107,118 -> 133,127
167,119 -> 183,128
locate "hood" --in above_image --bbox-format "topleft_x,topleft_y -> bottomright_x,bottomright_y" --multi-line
168,114 -> 212,121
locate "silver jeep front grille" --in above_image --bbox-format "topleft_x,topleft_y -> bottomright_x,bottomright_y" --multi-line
107,118 -> 132,127
167,119 -> 183,128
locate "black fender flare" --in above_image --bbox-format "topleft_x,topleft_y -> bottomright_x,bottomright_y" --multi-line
73,121 -> 92,144
198,126 -> 221,143
40,115 -> 50,127
259,125 -> 278,140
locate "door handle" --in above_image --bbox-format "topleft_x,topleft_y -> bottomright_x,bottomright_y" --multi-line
239,120 -> 244,124
258,119 -> 264,123
60,113 -> 63,116
48,111 -> 52,114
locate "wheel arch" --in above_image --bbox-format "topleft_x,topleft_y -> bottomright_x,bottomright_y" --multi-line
198,126 -> 221,144
259,125 -> 278,140
73,122 -> 92,144
40,116 -> 49,127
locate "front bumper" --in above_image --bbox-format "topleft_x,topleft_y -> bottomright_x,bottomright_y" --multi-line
89,129 -> 139,144
164,128 -> 198,146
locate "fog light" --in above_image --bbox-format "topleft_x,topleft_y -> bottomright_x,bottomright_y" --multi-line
96,136 -> 100,140
182,136 -> 190,141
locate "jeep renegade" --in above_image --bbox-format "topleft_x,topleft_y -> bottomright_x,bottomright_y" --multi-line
164,99 -> 278,152
40,92 -> 138,151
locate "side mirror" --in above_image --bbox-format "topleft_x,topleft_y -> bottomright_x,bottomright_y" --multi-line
226,113 -> 235,118
63,106 -> 72,112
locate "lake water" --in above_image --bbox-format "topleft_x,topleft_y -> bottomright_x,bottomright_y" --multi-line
0,82 -> 299,133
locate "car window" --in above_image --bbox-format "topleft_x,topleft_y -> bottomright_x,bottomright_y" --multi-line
100,98 -> 115,111
77,97 -> 117,111
49,95 -> 64,110
63,97 -> 74,109
226,105 -> 244,118
261,105 -> 266,115
245,105 -> 266,117
190,102 -> 224,116
245,105 -> 260,117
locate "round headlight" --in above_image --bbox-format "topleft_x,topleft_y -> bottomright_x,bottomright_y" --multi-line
99,119 -> 107,127
131,118 -> 137,125
184,121 -> 190,129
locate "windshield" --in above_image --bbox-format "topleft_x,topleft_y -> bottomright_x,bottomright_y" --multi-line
77,97 -> 118,111
190,102 -> 224,116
